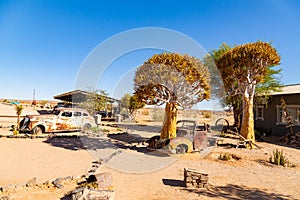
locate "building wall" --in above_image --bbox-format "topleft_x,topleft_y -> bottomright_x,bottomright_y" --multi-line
255,94 -> 300,136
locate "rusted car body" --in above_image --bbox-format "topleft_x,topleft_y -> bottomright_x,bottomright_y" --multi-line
19,108 -> 96,134
148,120 -> 208,154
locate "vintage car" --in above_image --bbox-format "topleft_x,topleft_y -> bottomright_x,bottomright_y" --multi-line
19,108 -> 97,134
148,120 -> 209,154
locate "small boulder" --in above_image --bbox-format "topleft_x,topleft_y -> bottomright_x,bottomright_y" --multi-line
26,177 -> 37,187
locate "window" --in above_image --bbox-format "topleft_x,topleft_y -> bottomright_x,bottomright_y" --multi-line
255,106 -> 264,120
74,112 -> 82,117
52,110 -> 60,115
61,111 -> 72,117
276,105 -> 300,125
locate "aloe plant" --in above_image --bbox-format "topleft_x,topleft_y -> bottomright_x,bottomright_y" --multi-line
269,149 -> 289,166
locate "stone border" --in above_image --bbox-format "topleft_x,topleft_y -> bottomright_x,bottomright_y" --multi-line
0,157 -> 105,198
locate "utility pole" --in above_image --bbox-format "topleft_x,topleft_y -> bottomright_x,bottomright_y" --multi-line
33,89 -> 35,101
32,89 -> 37,108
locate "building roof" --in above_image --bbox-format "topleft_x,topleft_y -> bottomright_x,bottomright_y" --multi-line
54,90 -> 120,103
269,84 -> 300,96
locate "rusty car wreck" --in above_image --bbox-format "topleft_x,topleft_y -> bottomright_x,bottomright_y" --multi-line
19,108 -> 96,134
148,120 -> 209,154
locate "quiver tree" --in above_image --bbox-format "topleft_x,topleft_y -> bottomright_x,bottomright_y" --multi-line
215,42 -> 280,143
120,93 -> 145,122
134,52 -> 210,139
15,104 -> 24,129
129,95 -> 145,122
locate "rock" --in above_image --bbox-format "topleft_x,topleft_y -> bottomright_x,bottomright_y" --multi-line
62,176 -> 73,182
1,184 -> 15,193
43,180 -> 52,187
52,178 -> 64,189
94,172 -> 114,190
54,177 -> 63,183
92,163 -> 101,168
88,168 -> 97,173
71,187 -> 114,200
0,195 -> 10,200
53,182 -> 64,189
14,184 -> 26,192
26,177 -> 37,187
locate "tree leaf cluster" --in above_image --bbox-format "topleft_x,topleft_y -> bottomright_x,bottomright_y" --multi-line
78,89 -> 109,114
215,42 -> 280,96
134,52 -> 211,109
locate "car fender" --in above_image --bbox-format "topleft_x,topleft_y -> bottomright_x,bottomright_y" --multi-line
169,137 -> 193,153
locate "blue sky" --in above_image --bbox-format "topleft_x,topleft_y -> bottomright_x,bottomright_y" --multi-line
0,0 -> 299,103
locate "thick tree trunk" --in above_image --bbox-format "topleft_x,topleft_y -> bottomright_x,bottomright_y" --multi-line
161,102 -> 178,139
17,115 -> 20,129
240,93 -> 255,145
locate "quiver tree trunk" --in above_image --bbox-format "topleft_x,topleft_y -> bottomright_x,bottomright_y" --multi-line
17,115 -> 20,129
161,102 -> 178,139
240,92 -> 255,145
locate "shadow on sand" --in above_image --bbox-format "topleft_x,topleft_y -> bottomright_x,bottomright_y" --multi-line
43,132 -> 168,157
260,136 -> 300,150
162,179 -> 292,200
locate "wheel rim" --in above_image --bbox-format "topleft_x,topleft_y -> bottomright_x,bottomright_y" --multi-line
176,145 -> 187,154
82,124 -> 91,133
33,126 -> 42,134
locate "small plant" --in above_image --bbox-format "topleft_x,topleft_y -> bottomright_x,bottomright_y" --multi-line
218,152 -> 232,161
203,111 -> 211,118
101,128 -> 110,133
12,125 -> 19,135
218,152 -> 241,161
91,126 -> 100,133
269,149 -> 295,167
220,131 -> 226,137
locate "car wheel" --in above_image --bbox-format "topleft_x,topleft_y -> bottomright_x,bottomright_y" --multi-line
32,126 -> 43,134
82,124 -> 92,133
175,144 -> 187,154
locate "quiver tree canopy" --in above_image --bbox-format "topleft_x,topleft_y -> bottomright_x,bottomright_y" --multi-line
134,52 -> 210,139
216,42 -> 280,95
215,41 -> 280,144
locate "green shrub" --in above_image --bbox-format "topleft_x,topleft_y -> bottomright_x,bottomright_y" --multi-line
269,149 -> 295,167
91,126 -> 100,133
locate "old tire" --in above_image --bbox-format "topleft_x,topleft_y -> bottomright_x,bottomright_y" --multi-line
82,124 -> 92,133
32,126 -> 43,134
215,118 -> 229,133
175,144 -> 187,154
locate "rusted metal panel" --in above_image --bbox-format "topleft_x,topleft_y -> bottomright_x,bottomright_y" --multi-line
193,131 -> 207,151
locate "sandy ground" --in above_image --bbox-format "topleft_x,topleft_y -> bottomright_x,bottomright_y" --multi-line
0,137 -> 93,186
0,123 -> 300,200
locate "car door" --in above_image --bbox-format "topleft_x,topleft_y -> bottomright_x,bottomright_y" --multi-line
73,111 -> 83,129
57,111 -> 76,131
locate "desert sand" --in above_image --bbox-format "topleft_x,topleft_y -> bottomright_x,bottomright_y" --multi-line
0,103 -> 299,199
0,123 -> 299,200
